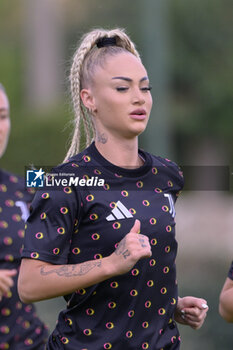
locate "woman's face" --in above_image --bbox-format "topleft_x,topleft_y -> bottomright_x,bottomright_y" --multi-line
82,52 -> 153,140
0,90 -> 10,158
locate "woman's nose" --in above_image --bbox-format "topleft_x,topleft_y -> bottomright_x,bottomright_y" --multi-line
131,90 -> 145,105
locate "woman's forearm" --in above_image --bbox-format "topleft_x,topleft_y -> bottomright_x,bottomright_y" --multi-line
18,257 -> 114,303
219,278 -> 233,323
18,224 -> 151,303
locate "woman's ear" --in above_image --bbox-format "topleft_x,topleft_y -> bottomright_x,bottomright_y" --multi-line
80,88 -> 96,114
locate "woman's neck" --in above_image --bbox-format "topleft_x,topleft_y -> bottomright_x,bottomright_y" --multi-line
94,135 -> 143,169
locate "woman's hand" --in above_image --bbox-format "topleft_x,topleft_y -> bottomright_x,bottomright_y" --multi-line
175,296 -> 208,329
109,219 -> 152,275
0,269 -> 17,300
18,219 -> 151,303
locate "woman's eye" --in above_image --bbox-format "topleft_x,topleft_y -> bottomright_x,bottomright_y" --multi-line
141,86 -> 152,92
0,114 -> 8,120
116,87 -> 129,92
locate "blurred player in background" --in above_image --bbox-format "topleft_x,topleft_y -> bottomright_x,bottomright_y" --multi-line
0,83 -> 48,349
219,261 -> 233,323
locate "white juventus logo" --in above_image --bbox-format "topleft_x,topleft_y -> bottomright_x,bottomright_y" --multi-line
106,201 -> 133,221
15,201 -> 30,222
164,194 -> 176,218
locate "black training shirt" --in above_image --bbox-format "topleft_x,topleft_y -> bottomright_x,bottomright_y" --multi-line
22,142 -> 184,350
0,169 -> 48,349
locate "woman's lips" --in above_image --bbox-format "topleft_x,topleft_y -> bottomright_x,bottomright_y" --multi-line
129,109 -> 147,120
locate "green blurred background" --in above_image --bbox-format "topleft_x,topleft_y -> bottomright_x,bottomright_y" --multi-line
0,0 -> 232,348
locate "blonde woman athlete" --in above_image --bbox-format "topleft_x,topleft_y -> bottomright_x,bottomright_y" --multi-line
18,28 -> 208,349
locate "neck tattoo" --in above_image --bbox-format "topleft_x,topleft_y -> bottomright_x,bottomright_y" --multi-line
97,133 -> 108,144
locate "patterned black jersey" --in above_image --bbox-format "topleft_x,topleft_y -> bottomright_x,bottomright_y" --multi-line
0,169 -> 48,349
22,142 -> 184,350
228,262 -> 233,280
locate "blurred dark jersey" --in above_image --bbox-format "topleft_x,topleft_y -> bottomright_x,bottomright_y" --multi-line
228,262 -> 233,280
0,169 -> 48,349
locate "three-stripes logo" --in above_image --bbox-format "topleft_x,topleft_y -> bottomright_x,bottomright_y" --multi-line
106,201 -> 133,221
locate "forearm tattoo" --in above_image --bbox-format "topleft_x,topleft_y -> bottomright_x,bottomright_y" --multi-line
40,261 -> 101,277
115,238 -> 130,259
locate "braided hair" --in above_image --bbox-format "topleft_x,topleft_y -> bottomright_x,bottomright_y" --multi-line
64,28 -> 140,161
0,83 -> 6,93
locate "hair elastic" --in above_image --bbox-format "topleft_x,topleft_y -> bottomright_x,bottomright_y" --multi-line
96,36 -> 117,48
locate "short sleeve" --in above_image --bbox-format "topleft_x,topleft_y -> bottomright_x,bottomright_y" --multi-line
168,161 -> 184,195
155,156 -> 185,198
228,261 -> 233,280
21,185 -> 80,264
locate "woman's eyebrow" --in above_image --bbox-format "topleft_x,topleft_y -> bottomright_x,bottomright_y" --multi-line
111,76 -> 149,82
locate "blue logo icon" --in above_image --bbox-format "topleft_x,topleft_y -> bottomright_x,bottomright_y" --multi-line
26,168 -> 45,187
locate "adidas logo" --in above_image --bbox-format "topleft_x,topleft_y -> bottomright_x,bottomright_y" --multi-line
106,200 -> 133,221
